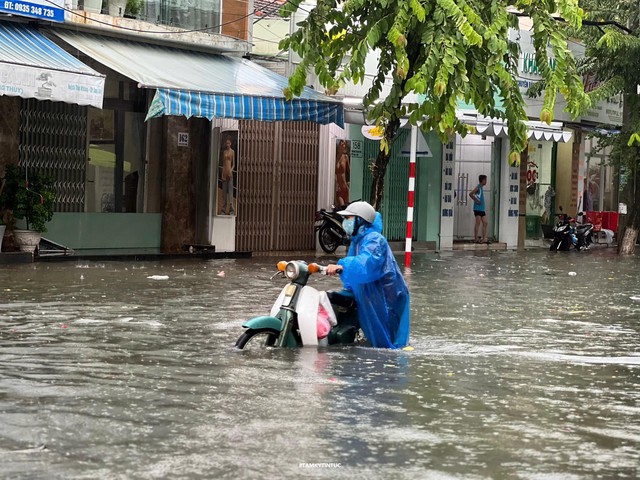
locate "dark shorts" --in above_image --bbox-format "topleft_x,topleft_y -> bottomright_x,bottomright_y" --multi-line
474,210 -> 486,217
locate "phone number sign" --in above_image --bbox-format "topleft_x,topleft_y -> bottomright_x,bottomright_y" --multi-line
1,0 -> 64,22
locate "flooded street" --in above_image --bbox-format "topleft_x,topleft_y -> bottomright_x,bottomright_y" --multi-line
1,250 -> 639,479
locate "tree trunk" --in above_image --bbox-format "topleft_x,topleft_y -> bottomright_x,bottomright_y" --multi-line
369,118 -> 401,210
618,163 -> 640,254
617,89 -> 640,254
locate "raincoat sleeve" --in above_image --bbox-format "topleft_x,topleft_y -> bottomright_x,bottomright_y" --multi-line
337,232 -> 387,287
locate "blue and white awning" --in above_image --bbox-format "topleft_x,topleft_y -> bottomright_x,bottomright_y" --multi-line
147,88 -> 343,125
54,30 -> 343,126
0,21 -> 104,108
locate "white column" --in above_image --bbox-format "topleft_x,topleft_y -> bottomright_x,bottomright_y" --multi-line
439,137 -> 455,250
498,139 -> 520,248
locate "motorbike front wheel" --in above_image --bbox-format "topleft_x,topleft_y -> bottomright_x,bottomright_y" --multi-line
235,328 -> 279,350
318,225 -> 340,253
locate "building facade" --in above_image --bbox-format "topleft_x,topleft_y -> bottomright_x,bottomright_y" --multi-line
0,0 -> 343,255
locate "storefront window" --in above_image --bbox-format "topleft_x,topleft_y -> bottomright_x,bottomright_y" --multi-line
143,0 -> 222,32
85,80 -> 159,213
585,137 -> 615,212
525,142 -> 553,222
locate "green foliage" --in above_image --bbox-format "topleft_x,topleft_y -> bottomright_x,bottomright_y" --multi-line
577,0 -> 640,173
125,0 -> 143,16
282,0 -> 589,166
0,165 -> 55,233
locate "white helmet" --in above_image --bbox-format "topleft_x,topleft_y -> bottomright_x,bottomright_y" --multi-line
338,201 -> 377,224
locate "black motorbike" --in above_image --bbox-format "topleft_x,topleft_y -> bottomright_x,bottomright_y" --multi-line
550,214 -> 574,251
574,212 -> 595,250
549,212 -> 594,251
315,204 -> 350,253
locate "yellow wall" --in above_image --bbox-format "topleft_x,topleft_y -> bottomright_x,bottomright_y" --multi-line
556,131 -> 575,216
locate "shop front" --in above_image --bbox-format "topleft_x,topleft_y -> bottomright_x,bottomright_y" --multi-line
0,20 -> 106,253
40,30 -> 343,254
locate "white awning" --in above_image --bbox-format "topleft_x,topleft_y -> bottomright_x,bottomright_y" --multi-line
0,22 -> 104,108
347,106 -> 573,143
54,30 -> 343,125
461,114 -> 574,143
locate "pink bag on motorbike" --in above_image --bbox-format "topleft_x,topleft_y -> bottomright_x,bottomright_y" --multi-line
316,305 -> 332,339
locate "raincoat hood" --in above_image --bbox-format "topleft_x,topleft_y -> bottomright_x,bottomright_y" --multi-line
351,212 -> 383,241
337,212 -> 410,349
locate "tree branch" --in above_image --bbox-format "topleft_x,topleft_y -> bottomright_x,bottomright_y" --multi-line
509,11 -> 633,34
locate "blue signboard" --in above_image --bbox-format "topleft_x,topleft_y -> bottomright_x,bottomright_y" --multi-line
0,0 -> 65,22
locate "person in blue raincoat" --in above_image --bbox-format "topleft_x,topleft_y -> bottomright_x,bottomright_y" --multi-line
326,201 -> 410,349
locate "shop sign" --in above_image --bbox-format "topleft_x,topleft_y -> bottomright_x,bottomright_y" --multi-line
0,62 -> 104,108
526,161 -> 539,185
0,0 -> 65,22
512,28 -> 622,127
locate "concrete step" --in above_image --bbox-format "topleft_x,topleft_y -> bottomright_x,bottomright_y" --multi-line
0,251 -> 34,264
452,241 -> 507,251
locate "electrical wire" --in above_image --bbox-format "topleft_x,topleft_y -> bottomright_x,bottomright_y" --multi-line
42,0 -> 291,35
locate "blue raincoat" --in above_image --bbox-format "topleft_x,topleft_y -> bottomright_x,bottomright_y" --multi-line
337,213 -> 410,349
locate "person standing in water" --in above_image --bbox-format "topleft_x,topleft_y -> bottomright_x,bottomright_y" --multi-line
325,201 -> 410,349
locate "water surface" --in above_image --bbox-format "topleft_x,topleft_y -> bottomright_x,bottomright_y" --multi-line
1,250 -> 638,479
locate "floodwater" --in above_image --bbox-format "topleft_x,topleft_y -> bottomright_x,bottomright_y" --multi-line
0,249 -> 639,479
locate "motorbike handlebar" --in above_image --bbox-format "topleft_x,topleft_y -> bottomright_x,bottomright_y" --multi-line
309,263 -> 341,275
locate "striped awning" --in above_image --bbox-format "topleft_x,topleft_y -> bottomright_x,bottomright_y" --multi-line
54,30 -> 343,126
147,88 -> 343,125
0,21 -> 104,108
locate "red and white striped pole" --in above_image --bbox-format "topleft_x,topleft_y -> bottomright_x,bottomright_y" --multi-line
405,125 -> 418,267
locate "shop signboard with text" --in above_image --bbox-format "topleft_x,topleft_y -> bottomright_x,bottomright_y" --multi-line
0,0 -> 64,22
0,62 -> 104,108
511,28 -> 622,127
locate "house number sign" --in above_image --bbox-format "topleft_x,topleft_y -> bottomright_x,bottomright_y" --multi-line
178,132 -> 189,147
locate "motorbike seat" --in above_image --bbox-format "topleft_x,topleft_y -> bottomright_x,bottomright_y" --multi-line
327,289 -> 356,310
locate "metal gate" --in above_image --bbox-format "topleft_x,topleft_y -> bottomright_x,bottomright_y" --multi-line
361,129 -> 410,240
236,121 -> 319,252
19,99 -> 87,212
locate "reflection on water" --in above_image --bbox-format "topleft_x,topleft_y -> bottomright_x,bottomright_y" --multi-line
1,251 -> 639,478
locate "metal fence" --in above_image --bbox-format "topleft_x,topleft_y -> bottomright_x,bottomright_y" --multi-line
361,129 -> 410,240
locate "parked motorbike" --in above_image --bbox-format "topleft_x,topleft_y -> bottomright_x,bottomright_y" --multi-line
315,204 -> 350,253
549,214 -> 574,251
574,212 -> 595,250
235,260 -> 361,349
549,211 -> 594,251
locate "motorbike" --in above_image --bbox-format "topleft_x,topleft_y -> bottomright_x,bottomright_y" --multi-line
314,204 -> 350,253
574,212 -> 595,250
235,260 -> 361,350
549,211 -> 594,251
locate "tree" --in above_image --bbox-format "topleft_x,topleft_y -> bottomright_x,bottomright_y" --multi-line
280,0 -> 589,210
576,0 -> 640,254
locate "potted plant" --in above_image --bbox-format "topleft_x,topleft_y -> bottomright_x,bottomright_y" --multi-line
0,165 -> 55,253
124,0 -> 143,17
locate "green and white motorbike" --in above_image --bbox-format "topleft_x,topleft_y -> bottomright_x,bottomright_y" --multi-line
235,260 -> 361,349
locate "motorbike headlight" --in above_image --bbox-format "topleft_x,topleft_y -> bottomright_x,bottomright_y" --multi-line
284,262 -> 300,280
